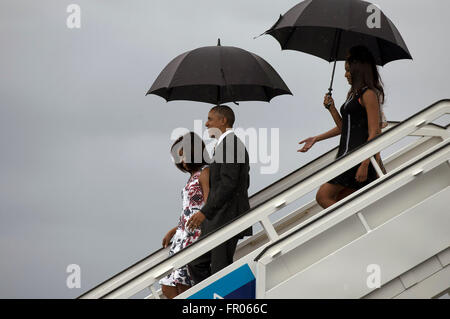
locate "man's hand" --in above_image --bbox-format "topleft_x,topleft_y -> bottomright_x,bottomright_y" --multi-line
186,211 -> 206,232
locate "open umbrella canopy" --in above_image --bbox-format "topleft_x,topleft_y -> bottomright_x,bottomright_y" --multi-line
265,0 -> 412,66
147,40 -> 292,105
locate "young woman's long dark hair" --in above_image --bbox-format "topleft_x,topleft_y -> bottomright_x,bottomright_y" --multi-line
170,132 -> 209,173
346,45 -> 385,104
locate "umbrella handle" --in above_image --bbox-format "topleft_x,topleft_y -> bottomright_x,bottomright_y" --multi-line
325,90 -> 333,109
325,83 -> 333,108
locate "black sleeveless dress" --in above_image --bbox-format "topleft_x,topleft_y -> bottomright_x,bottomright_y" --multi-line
327,87 -> 380,190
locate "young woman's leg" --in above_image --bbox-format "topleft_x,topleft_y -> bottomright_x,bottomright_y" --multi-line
336,187 -> 357,201
176,284 -> 191,296
316,183 -> 346,209
161,284 -> 178,299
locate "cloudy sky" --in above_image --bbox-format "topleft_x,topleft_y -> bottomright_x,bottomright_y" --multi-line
0,0 -> 449,298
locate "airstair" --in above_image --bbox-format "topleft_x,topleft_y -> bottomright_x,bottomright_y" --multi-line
78,99 -> 450,299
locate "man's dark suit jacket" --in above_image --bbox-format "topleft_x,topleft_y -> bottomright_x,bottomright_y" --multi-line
200,132 -> 252,239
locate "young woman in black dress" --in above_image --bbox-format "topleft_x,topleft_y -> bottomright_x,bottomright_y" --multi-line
298,46 -> 387,209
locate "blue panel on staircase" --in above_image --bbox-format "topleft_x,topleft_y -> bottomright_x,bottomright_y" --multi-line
224,279 -> 255,299
187,264 -> 256,299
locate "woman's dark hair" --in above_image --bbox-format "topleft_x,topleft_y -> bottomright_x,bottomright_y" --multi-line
346,45 -> 385,104
170,132 -> 209,173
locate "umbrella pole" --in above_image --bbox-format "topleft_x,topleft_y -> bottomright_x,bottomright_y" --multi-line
326,29 -> 341,107
327,59 -> 337,96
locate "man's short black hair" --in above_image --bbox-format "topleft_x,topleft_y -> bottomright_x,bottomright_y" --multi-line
211,104 -> 235,127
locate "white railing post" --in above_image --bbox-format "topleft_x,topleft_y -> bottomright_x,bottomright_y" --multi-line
255,261 -> 266,299
260,217 -> 279,241
370,156 -> 385,177
357,212 -> 372,233
150,284 -> 160,299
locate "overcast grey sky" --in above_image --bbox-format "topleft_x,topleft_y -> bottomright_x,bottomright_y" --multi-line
0,0 -> 449,298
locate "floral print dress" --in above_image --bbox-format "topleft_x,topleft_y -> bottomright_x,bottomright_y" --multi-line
159,165 -> 207,287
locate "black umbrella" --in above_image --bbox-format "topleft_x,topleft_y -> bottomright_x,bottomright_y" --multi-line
147,39 -> 292,105
262,0 -> 412,96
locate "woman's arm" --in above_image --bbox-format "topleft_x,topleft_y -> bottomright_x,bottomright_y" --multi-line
315,126 -> 342,142
199,167 -> 210,202
162,226 -> 178,248
298,126 -> 341,152
360,89 -> 381,167
324,94 -> 343,130
328,105 -> 343,131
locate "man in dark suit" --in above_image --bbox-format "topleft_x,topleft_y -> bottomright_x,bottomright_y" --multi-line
186,105 -> 252,284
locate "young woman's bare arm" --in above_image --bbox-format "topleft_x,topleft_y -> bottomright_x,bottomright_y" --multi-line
315,126 -> 342,141
299,95 -> 344,153
360,89 -> 381,167
198,167 -> 210,202
324,94 -> 343,131
298,126 -> 341,152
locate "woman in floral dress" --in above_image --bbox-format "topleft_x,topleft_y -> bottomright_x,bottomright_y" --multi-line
159,132 -> 210,299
